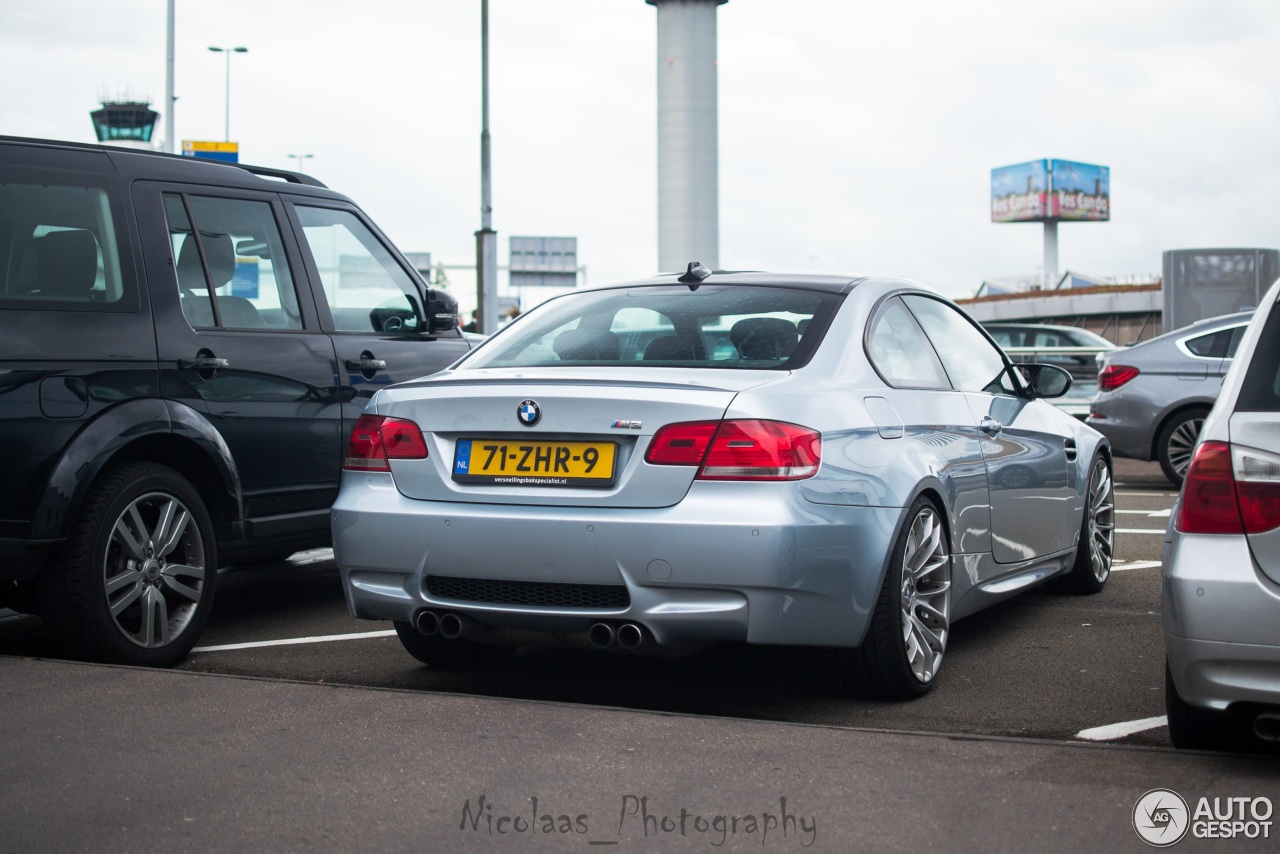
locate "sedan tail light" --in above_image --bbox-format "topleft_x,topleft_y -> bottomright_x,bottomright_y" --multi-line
647,419 -> 821,481
1178,441 -> 1280,534
344,414 -> 428,472
1097,364 -> 1140,392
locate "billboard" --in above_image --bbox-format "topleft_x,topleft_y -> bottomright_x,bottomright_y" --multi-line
991,159 -> 1109,223
991,160 -> 1048,223
1049,159 -> 1109,221
182,140 -> 239,164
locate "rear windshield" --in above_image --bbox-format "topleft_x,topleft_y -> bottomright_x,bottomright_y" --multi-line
1236,304 -> 1280,412
462,284 -> 841,370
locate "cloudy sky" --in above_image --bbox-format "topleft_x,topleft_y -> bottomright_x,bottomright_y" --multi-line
3,0 -> 1277,311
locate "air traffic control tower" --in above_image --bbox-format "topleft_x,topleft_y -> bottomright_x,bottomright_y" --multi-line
90,100 -> 159,150
646,0 -> 727,273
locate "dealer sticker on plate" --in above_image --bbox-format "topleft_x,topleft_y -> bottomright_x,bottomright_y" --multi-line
452,439 -> 617,487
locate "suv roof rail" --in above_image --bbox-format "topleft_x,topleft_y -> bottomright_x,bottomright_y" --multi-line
235,163 -> 328,188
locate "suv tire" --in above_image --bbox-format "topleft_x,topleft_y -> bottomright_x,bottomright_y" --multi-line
40,462 -> 216,667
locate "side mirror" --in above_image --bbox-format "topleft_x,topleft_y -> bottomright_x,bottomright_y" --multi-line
425,287 -> 459,334
1018,363 -> 1073,399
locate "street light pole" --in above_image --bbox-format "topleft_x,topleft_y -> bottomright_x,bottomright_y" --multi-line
475,0 -> 498,334
208,45 -> 248,142
288,153 -> 314,173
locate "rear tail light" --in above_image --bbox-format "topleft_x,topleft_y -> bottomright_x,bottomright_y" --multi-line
647,419 -> 821,481
1177,441 -> 1280,534
1097,364 -> 1140,392
344,414 -> 428,472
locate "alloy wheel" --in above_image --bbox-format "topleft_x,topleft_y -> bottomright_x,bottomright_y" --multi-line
899,505 -> 951,684
1085,458 -> 1116,583
102,491 -> 207,649
1166,416 -> 1204,481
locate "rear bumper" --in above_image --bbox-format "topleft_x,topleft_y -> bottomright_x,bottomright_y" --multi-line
332,472 -> 902,648
1163,532 -> 1280,710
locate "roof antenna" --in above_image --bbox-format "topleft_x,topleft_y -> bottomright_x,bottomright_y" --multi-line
678,261 -> 712,290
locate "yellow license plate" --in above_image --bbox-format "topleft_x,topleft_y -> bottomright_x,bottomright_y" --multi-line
452,439 -> 617,487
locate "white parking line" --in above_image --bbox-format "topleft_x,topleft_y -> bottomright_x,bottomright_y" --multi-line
192,629 -> 397,653
1076,715 -> 1168,741
1116,528 -> 1165,535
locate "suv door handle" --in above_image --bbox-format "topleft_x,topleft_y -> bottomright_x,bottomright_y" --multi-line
345,356 -> 387,373
979,417 -> 1003,436
179,355 -> 230,371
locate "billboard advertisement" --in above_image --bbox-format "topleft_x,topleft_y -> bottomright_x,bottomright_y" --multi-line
1049,159 -> 1109,221
991,160 -> 1048,223
991,158 -> 1109,223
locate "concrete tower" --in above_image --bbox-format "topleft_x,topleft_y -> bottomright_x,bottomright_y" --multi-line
647,0 -> 727,272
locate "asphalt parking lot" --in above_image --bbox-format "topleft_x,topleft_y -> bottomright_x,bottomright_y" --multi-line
0,460 -> 1181,747
7,459 -> 1280,852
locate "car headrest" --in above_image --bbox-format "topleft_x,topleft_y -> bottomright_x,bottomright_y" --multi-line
730,317 -> 798,360
553,328 -> 620,361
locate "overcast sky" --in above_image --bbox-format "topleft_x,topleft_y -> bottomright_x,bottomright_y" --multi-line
3,0 -> 1278,311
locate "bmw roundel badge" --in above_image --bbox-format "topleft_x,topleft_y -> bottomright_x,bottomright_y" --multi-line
517,399 -> 541,427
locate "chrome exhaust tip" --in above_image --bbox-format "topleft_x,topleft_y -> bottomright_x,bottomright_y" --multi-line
439,613 -> 464,639
616,623 -> 644,650
1253,712 -> 1280,742
414,610 -> 440,637
588,622 -> 616,649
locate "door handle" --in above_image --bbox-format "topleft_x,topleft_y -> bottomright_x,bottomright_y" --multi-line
345,357 -> 387,373
979,417 -> 1003,436
179,355 -> 230,371
1064,439 -> 1078,461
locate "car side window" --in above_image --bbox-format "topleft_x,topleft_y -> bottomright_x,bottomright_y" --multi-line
163,193 -> 303,330
865,297 -> 950,389
1184,329 -> 1234,358
294,206 -> 422,334
902,295 -> 1019,395
0,179 -> 131,311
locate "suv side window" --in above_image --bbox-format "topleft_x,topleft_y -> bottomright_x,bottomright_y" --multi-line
295,206 -> 422,334
0,180 -> 131,311
163,193 -> 303,330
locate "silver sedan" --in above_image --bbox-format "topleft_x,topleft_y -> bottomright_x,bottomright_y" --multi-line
333,270 -> 1115,699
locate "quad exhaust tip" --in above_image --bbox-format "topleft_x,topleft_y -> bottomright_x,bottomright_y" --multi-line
1254,712 -> 1280,742
439,613 -> 464,639
616,623 -> 644,650
588,622 -> 615,649
415,610 -> 440,637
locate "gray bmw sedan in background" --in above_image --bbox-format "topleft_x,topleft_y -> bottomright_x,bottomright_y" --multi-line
333,269 -> 1114,700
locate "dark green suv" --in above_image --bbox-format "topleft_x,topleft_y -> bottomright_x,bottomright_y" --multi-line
0,135 -> 467,665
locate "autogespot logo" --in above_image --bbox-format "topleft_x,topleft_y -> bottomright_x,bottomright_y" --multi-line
1134,789 -> 1190,847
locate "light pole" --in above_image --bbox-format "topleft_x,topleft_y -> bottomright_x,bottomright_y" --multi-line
288,153 -> 314,174
207,45 -> 248,141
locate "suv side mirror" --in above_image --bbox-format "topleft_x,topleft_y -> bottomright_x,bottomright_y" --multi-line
426,287 -> 459,334
1018,363 -> 1073,399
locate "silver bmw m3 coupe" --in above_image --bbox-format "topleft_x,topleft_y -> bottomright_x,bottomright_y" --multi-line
333,268 -> 1115,699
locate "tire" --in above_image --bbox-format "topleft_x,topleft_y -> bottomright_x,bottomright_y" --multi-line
1165,661 -> 1236,751
40,461 -> 216,667
832,496 -> 951,700
1053,454 -> 1115,595
1157,409 -> 1207,487
393,620 -> 516,670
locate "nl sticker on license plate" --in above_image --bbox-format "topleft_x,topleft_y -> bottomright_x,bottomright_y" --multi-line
452,439 -> 617,487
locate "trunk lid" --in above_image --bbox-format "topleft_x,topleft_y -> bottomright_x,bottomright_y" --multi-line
375,367 -> 780,507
